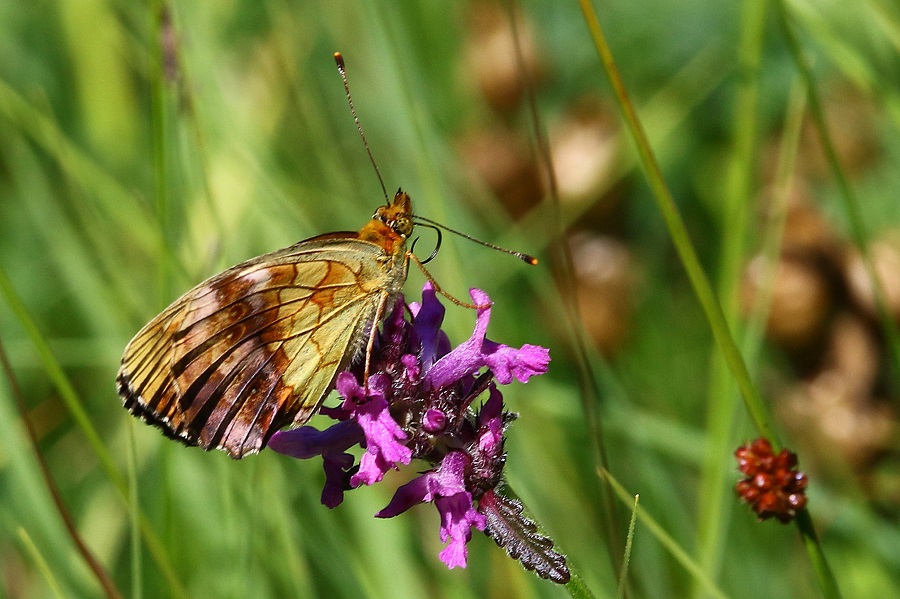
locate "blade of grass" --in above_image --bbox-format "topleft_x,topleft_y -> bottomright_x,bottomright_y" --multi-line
134,4 -> 174,596
0,266 -> 188,599
0,268 -> 121,487
576,0 -> 774,442
0,338 -> 122,599
0,78 -> 158,258
506,0 -> 624,587
126,424 -> 142,599
697,75 -> 809,597
695,0 -> 770,590
867,0 -> 900,54
741,81 -> 808,400
577,2 -> 842,597
599,468 -> 729,599
16,528 -> 67,599
151,0 -> 174,307
785,0 -> 900,128
494,38 -> 734,273
615,495 -> 639,599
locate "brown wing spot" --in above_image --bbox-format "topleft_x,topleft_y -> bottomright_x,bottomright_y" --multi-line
227,302 -> 250,321
195,339 -> 297,457
180,263 -> 315,335
211,345 -> 299,457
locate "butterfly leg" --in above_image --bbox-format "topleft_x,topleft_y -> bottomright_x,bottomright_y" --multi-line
408,253 -> 491,310
362,289 -> 391,392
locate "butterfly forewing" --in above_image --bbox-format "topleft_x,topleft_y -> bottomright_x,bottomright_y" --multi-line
118,229 -> 409,458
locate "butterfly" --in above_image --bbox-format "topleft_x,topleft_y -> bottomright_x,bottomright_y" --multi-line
117,190 -> 414,458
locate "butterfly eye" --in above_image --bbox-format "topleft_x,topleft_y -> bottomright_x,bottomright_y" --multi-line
372,206 -> 412,238
393,215 -> 413,238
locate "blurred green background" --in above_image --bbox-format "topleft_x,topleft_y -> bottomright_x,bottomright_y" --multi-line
1,1 -> 899,597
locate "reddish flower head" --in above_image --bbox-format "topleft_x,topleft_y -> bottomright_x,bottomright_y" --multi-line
734,438 -> 809,524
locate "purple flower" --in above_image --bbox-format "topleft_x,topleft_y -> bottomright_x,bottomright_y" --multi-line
425,288 -> 550,388
267,420 -> 362,508
270,282 -> 556,573
334,372 -> 412,486
376,451 -> 487,568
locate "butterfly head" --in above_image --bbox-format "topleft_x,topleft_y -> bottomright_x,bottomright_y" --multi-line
376,189 -> 413,237
360,189 -> 413,254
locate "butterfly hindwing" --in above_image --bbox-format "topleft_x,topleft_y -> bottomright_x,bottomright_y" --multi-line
117,233 -> 407,458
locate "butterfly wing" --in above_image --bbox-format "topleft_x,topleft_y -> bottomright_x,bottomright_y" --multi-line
117,233 -> 408,458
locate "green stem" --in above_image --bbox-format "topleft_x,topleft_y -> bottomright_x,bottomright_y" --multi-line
616,495 -> 639,599
151,0 -> 172,307
796,509 -> 842,599
577,2 -> 845,597
694,0 -> 771,591
505,0 -> 625,585
17,528 -> 67,599
600,468 -> 728,599
576,0 -> 774,439
0,338 -> 122,599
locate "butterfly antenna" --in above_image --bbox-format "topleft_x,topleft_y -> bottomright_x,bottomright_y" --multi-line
412,215 -> 538,265
334,52 -> 389,203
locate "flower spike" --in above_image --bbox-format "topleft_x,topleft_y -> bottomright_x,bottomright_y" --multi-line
270,283 -> 569,582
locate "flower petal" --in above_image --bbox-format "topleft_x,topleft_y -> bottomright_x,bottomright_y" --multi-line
427,288 -> 550,388
401,353 -> 420,382
481,341 -> 551,384
436,493 -> 487,569
380,298 -> 408,348
412,282 -> 446,371
477,387 -> 504,454
268,421 -> 362,460
269,423 -> 363,508
375,451 -> 469,517
349,390 -> 411,485
335,371 -> 366,405
425,290 -> 493,388
321,452 -> 355,508
376,472 -> 437,518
